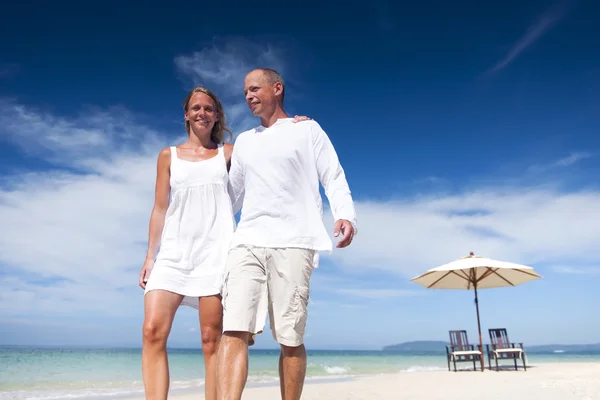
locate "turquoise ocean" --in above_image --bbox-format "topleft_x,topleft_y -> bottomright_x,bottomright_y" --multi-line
1,347 -> 599,399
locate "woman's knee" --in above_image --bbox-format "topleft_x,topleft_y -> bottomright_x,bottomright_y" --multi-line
201,324 -> 222,353
142,319 -> 170,345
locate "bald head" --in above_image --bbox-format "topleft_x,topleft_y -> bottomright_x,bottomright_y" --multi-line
247,68 -> 285,103
244,68 -> 288,123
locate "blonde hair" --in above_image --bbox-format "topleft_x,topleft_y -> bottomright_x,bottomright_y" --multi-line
182,86 -> 232,144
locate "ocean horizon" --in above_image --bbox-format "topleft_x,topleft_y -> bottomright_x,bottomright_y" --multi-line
2,346 -> 600,400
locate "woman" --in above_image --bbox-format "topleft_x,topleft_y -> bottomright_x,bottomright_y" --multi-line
139,86 -> 233,400
139,86 -> 309,400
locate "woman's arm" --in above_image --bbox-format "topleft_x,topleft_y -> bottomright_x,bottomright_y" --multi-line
139,147 -> 171,288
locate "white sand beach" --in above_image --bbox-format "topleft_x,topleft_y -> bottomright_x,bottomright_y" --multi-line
165,362 -> 600,400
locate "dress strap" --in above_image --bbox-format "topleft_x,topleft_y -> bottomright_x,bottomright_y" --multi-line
170,146 -> 177,163
217,143 -> 229,167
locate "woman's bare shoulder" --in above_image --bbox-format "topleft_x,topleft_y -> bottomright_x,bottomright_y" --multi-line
157,146 -> 172,166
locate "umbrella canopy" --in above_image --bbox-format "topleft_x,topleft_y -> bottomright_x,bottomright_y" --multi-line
411,252 -> 542,290
410,252 -> 542,371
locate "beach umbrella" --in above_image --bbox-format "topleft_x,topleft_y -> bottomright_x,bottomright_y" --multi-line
410,252 -> 542,371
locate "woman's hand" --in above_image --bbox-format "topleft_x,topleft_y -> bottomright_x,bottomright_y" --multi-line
139,258 -> 154,289
292,115 -> 312,122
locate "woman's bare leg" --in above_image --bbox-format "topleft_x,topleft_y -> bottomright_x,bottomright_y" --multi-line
199,295 -> 223,400
142,289 -> 183,400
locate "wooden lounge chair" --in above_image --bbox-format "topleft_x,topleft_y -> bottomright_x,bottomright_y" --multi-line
445,330 -> 482,371
486,328 -> 527,371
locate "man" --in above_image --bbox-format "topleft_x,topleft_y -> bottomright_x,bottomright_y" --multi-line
217,68 -> 357,400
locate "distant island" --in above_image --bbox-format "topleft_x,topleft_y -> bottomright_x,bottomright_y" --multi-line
382,341 -> 600,353
382,341 -> 448,353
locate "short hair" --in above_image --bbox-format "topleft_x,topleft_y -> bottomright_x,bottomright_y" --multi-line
255,68 -> 285,103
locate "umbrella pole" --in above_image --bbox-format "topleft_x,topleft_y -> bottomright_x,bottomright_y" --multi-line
474,284 -> 485,371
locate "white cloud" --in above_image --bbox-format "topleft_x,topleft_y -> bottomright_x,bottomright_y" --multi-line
0,275 -> 138,318
0,101 -> 168,319
0,100 -> 167,167
324,188 -> 600,278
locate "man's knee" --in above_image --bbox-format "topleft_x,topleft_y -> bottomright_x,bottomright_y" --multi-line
222,330 -> 251,345
280,343 -> 306,357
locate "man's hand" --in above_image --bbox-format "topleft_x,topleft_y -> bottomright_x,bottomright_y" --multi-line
333,219 -> 355,248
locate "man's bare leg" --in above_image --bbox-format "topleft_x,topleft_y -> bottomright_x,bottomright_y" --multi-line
279,344 -> 307,400
142,290 -> 183,400
199,295 -> 223,400
217,331 -> 250,400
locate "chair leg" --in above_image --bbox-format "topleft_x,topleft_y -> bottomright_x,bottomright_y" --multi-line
522,353 -> 527,371
472,357 -> 476,371
514,357 -> 517,371
495,354 -> 499,371
447,355 -> 451,371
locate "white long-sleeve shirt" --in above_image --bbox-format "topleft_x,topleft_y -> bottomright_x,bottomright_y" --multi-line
228,118 -> 357,253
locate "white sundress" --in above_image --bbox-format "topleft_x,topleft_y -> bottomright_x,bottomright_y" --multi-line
144,144 -> 235,309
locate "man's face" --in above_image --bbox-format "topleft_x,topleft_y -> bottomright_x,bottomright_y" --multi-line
244,70 -> 277,117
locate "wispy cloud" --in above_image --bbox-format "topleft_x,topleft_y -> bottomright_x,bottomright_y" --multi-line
335,288 -> 423,299
528,151 -> 593,173
552,266 -> 600,275
174,37 -> 288,135
485,2 -> 568,75
414,176 -> 449,185
0,100 -> 168,167
554,152 -> 593,167
0,101 -> 169,320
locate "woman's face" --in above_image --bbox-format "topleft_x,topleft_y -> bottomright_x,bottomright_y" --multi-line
185,92 -> 219,135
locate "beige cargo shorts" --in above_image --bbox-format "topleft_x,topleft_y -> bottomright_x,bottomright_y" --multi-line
221,245 -> 315,347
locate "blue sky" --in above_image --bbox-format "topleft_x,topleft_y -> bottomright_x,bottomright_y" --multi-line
1,0 -> 599,350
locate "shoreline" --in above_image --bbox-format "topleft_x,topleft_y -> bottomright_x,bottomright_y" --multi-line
141,362 -> 600,400
3,359 -> 600,399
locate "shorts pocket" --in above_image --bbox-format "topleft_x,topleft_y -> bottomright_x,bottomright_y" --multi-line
293,285 -> 310,329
